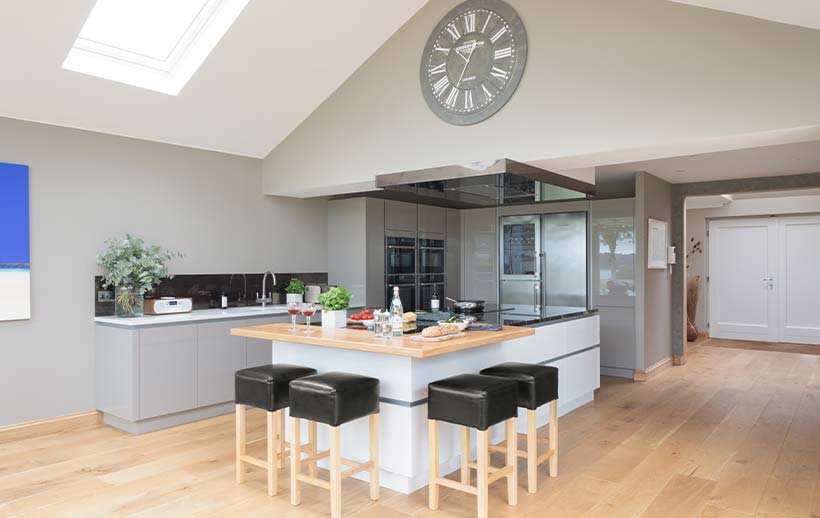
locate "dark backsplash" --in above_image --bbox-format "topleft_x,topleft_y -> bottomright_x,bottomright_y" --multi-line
94,272 -> 328,316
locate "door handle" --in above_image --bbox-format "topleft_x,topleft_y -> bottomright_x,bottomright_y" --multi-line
763,276 -> 774,289
534,284 -> 540,311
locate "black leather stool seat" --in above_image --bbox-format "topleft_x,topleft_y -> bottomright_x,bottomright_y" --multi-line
235,364 -> 317,412
289,372 -> 380,427
428,374 -> 518,431
480,363 -> 558,410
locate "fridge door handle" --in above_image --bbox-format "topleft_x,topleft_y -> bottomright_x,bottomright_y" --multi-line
534,284 -> 540,312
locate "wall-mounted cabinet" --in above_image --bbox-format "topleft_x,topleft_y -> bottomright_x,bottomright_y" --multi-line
385,200 -> 418,232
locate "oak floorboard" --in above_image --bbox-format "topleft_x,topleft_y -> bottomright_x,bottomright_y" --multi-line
3,340 -> 820,517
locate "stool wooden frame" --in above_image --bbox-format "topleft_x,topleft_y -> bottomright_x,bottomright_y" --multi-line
290,413 -> 380,518
470,398 -> 558,494
234,404 -> 318,496
429,416 -> 518,518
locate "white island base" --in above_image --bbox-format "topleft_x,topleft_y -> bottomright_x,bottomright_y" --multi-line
263,314 -> 600,495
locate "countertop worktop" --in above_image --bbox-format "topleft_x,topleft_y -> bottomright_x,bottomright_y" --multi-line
230,322 -> 535,358
94,305 -> 293,328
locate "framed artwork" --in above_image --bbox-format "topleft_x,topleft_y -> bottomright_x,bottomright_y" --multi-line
0,162 -> 30,321
647,218 -> 668,270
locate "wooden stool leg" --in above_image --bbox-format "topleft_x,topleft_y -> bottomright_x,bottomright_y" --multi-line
290,417 -> 301,506
506,417 -> 518,506
330,426 -> 342,518
277,409 -> 286,469
235,404 -> 246,484
369,413 -> 380,500
477,429 -> 490,518
308,420 -> 318,478
267,411 -> 276,496
527,408 -> 537,493
428,420 -> 440,510
460,426 -> 470,484
549,399 -> 558,477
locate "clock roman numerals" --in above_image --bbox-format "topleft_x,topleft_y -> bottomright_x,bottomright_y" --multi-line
490,26 -> 507,43
445,87 -> 459,107
433,45 -> 450,54
463,12 -> 476,33
491,66 -> 509,82
481,13 -> 491,34
429,62 -> 446,76
433,76 -> 450,96
464,90 -> 473,110
494,47 -> 512,60
446,23 -> 461,41
481,83 -> 495,100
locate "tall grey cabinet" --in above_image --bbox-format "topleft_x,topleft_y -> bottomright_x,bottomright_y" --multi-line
590,198 -> 637,378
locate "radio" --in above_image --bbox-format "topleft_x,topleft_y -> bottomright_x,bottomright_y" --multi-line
143,297 -> 193,315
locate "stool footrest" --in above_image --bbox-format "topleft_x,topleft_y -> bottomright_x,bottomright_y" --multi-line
466,461 -> 502,473
296,473 -> 331,490
435,477 -> 479,496
537,450 -> 555,465
487,465 -> 514,485
239,454 -> 268,469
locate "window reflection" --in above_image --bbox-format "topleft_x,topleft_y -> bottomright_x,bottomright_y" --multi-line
595,216 -> 635,299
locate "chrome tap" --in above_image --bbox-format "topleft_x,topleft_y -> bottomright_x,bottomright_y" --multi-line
256,271 -> 276,309
228,273 -> 247,305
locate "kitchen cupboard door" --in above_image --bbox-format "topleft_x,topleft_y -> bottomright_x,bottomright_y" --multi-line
777,215 -> 820,344
197,321 -> 246,407
385,200 -> 418,232
246,316 -> 290,367
418,204 -> 446,234
138,325 -> 197,419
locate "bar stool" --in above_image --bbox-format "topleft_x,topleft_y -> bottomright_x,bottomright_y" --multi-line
480,362 -> 558,493
288,372 -> 380,518
234,364 -> 317,496
428,374 -> 519,518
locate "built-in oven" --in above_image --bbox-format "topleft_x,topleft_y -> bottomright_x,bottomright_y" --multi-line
418,235 -> 445,274
418,274 -> 445,311
385,232 -> 416,275
385,274 -> 416,312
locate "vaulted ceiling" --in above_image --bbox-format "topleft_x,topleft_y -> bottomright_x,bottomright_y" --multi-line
0,0 -> 426,158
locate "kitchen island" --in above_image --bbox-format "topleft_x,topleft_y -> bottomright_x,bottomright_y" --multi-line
230,311 -> 600,493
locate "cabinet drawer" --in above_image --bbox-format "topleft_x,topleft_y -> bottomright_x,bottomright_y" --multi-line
197,330 -> 245,407
140,325 -> 196,345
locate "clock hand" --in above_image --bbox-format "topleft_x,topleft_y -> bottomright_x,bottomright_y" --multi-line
456,41 -> 478,87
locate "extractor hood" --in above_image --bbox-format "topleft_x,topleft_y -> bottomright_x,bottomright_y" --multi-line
373,159 -> 595,209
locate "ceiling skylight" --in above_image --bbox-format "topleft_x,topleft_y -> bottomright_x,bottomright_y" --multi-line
62,0 -> 249,95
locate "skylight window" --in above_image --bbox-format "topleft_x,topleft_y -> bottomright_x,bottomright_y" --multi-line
62,0 -> 249,95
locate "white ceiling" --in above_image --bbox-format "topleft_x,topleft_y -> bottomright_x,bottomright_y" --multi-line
668,0 -> 820,31
0,0 -> 426,158
597,139 -> 820,184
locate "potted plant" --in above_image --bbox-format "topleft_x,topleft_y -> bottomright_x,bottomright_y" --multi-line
97,235 -> 184,318
284,278 -> 306,304
318,286 -> 352,328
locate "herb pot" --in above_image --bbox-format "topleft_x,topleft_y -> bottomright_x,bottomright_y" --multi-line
115,287 -> 144,318
321,309 -> 347,329
286,293 -> 303,304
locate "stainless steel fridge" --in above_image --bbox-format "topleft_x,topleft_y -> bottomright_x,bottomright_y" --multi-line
499,212 -> 588,317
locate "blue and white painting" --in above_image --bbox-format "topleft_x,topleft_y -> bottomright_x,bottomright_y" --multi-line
0,163 -> 30,321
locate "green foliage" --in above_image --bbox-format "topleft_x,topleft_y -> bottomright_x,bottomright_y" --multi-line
97,234 -> 185,295
318,286 -> 352,311
284,277 -> 306,294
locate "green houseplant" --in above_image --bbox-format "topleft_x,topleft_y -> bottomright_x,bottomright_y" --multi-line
284,277 -> 306,304
97,235 -> 184,317
318,286 -> 352,328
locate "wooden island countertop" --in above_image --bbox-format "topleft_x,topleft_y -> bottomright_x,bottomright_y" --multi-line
230,323 -> 535,359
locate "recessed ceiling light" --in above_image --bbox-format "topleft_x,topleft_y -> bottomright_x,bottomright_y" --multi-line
62,0 -> 249,95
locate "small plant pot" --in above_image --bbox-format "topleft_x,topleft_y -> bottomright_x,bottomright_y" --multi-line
321,309 -> 347,329
115,287 -> 144,318
286,293 -> 303,304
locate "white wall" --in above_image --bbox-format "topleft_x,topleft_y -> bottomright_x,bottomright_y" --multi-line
686,194 -> 820,331
263,0 -> 820,196
0,117 -> 327,426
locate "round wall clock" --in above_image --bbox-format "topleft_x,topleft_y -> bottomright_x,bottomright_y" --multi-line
420,0 -> 527,125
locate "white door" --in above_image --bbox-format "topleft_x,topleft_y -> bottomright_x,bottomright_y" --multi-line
777,215 -> 820,345
708,218 -> 778,342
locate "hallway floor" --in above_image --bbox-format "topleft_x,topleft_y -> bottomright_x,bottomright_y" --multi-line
1,343 -> 819,517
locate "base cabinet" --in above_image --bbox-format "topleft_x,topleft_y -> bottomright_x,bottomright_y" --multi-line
95,315 -> 291,434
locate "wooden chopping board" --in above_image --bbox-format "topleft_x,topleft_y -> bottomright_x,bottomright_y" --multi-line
410,332 -> 467,343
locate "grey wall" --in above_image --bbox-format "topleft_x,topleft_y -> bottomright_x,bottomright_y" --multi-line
635,172 -> 673,369
0,117 -> 327,426
686,194 -> 820,331
263,0 -> 820,196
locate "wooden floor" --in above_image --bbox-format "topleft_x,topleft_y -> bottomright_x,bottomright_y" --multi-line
703,337 -> 820,356
2,343 -> 819,517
